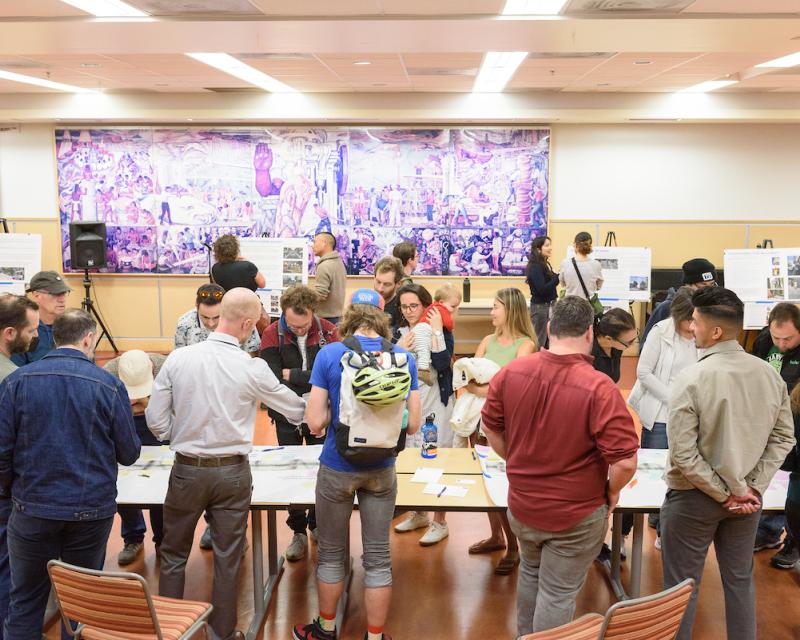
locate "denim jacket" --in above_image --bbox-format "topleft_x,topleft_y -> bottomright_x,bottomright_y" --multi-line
0,348 -> 141,521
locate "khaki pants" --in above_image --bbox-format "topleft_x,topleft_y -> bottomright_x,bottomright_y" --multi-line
509,505 -> 608,636
159,460 -> 252,640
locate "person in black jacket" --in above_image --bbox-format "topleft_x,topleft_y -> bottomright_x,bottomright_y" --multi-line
782,384 -> 800,571
525,236 -> 559,348
641,258 -> 717,347
750,302 -> 800,568
260,285 -> 339,561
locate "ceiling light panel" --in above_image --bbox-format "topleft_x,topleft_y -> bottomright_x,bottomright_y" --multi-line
59,0 -> 148,17
186,53 -> 298,92
473,51 -> 528,92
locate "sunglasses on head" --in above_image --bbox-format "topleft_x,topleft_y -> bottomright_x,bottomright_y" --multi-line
198,290 -> 224,301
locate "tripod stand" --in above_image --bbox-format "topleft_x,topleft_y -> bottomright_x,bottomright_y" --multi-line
81,269 -> 118,353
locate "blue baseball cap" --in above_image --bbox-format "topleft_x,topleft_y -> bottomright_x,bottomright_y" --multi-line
350,288 -> 385,310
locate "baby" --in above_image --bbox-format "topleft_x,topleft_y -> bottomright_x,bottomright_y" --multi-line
409,283 -> 463,376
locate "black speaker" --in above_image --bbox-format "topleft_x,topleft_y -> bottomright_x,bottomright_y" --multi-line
69,222 -> 107,269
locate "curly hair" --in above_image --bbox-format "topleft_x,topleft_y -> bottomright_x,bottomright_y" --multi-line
213,234 -> 240,264
338,304 -> 391,339
280,285 -> 319,314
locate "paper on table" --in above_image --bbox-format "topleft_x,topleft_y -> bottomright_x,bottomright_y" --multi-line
411,468 -> 444,484
421,483 -> 468,498
457,479 -> 477,485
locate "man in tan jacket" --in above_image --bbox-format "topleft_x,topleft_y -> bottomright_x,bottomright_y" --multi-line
312,232 -> 346,324
662,286 -> 795,640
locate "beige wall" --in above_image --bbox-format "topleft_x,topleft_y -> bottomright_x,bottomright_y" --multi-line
10,215 -> 798,354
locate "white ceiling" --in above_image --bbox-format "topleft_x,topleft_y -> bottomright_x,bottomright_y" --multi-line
0,0 -> 799,98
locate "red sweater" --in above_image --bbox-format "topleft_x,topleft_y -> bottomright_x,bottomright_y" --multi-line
481,350 -> 638,531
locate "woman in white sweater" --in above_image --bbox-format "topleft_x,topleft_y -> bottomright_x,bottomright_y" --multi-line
627,286 -> 698,542
559,231 -> 603,299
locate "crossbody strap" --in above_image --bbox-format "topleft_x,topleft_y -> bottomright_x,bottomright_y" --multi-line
571,257 -> 592,299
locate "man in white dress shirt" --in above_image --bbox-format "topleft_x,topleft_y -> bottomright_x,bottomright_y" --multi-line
146,288 -> 306,640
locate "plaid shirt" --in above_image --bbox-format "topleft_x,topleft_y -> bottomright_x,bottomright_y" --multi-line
173,308 -> 260,353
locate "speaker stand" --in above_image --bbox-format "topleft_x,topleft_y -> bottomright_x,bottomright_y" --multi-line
81,269 -> 119,354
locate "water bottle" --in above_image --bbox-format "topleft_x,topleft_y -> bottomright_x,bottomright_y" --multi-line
421,414 -> 438,459
462,277 -> 471,303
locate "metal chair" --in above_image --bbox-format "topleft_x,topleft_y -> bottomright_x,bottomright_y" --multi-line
520,613 -> 605,639
599,578 -> 695,639
47,559 -> 212,639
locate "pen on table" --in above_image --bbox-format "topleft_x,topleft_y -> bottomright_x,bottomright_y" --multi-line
437,486 -> 446,498
263,446 -> 285,452
471,450 -> 476,461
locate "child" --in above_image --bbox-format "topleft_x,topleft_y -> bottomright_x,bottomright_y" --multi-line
407,283 -> 462,378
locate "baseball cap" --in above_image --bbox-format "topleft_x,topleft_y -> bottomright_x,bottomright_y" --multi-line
350,288 -> 385,310
27,271 -> 71,295
681,258 -> 717,285
118,350 -> 154,400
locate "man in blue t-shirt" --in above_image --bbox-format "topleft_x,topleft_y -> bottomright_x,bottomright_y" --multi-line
293,289 -> 421,640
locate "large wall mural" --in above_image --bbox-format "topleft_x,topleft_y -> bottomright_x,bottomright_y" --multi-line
56,127 -> 549,276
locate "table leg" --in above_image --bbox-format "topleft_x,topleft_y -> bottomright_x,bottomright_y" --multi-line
630,513 -> 644,599
246,508 -> 285,640
608,511 -> 628,601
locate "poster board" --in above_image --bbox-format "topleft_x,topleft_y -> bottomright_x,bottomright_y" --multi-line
724,248 -> 800,329
567,246 -> 652,302
0,234 -> 42,286
239,236 -> 308,316
55,127 -> 550,276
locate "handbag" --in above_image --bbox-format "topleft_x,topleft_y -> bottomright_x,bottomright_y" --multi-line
572,257 -> 605,318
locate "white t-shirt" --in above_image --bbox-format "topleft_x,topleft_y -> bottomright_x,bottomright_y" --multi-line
296,333 -> 309,370
559,257 -> 603,299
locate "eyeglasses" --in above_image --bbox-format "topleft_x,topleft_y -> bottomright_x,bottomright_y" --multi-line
400,303 -> 421,312
616,334 -> 640,349
198,290 -> 224,301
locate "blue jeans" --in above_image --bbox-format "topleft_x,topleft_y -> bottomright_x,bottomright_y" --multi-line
118,506 -> 164,545
0,499 -> 11,640
4,507 -> 113,640
623,422 -> 668,536
757,514 -> 786,542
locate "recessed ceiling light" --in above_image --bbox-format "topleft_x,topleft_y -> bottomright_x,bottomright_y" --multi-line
59,0 -> 147,17
633,60 -> 652,65
755,51 -> 800,68
597,82 -> 610,86
80,63 -> 102,68
186,53 -> 297,93
0,68 -> 98,93
678,79 -> 737,93
353,61 -> 371,66
502,0 -> 568,15
473,51 -> 528,93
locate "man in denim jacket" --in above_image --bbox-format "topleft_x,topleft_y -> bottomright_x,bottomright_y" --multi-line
0,309 -> 141,638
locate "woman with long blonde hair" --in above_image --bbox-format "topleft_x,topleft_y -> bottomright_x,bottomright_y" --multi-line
466,287 -> 537,574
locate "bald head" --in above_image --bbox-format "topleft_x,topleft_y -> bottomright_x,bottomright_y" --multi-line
217,288 -> 262,344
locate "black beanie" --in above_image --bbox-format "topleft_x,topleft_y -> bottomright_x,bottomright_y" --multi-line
682,258 -> 717,285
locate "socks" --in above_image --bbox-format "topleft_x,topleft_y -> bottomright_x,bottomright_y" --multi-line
317,611 -> 336,632
367,625 -> 384,640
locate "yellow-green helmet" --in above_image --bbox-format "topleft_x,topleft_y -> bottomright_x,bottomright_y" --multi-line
352,366 -> 411,406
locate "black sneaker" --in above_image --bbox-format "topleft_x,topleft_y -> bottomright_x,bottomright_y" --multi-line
753,531 -> 782,552
293,619 -> 337,640
770,540 -> 799,570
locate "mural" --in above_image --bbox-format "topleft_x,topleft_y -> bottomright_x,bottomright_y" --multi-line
56,127 -> 549,275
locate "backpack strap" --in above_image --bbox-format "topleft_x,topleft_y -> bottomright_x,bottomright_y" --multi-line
343,336 -> 364,353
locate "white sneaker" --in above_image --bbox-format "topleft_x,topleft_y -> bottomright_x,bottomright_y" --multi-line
394,511 -> 431,533
285,533 -> 308,561
655,536 -> 662,551
419,521 -> 449,547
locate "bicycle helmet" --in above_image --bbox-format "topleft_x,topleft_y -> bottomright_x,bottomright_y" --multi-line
352,365 -> 411,406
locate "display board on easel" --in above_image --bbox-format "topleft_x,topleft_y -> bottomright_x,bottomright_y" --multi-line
566,246 -> 652,302
724,248 -> 800,329
0,233 -> 42,295
239,237 -> 308,316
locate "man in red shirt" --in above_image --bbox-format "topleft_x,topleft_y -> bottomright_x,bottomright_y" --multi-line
482,295 -> 639,636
